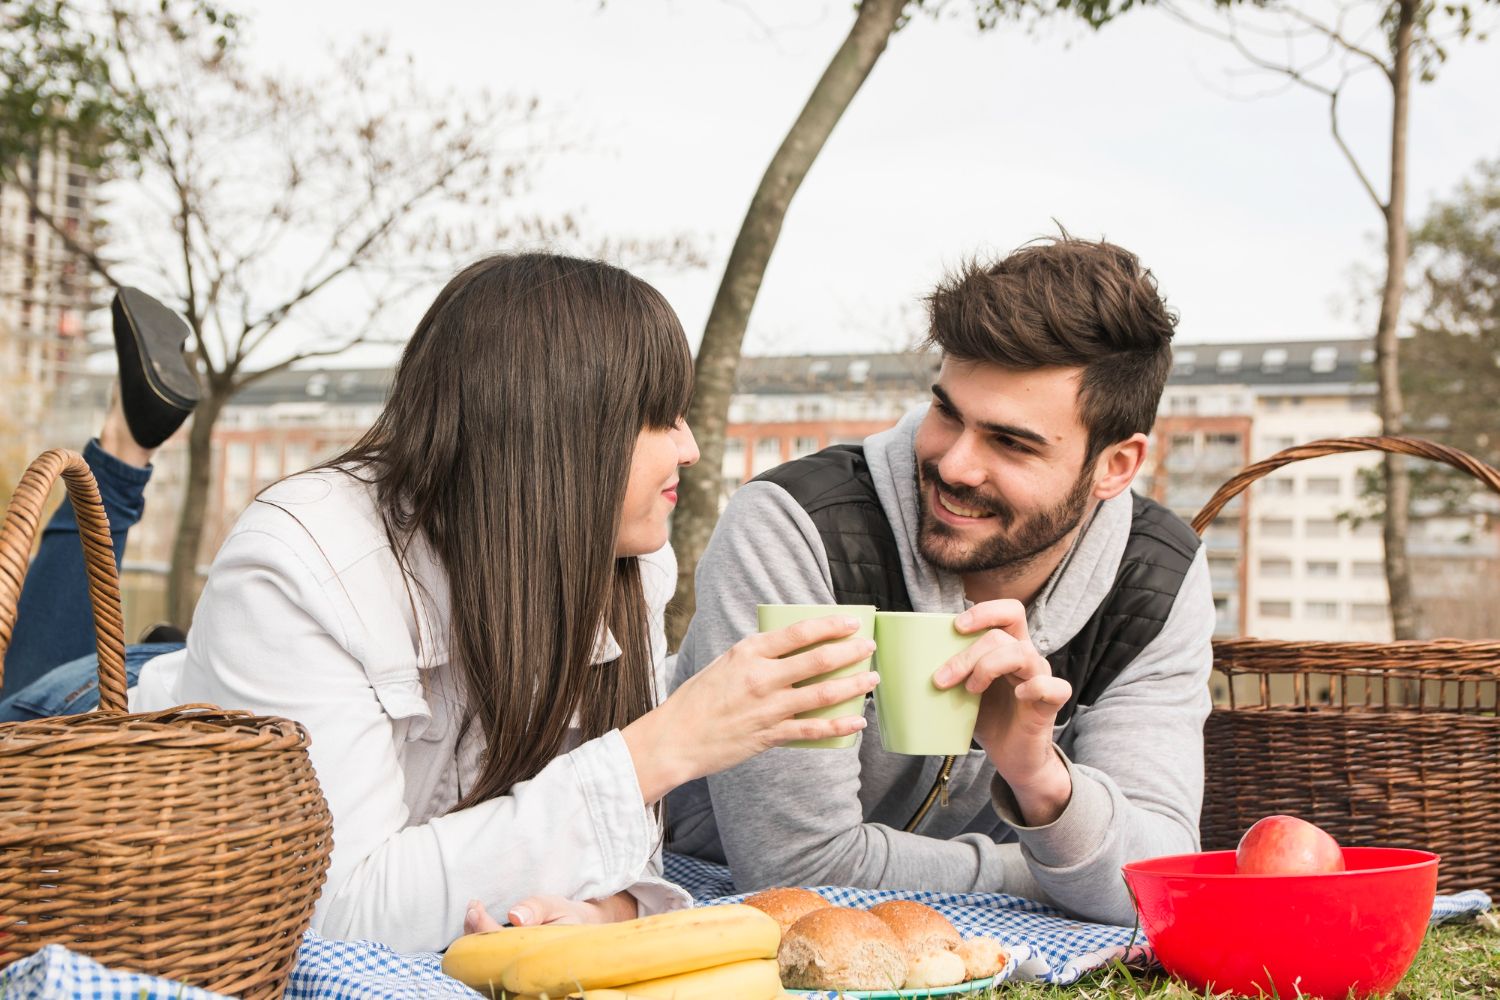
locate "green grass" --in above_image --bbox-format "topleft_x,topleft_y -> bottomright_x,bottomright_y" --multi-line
972,914 -> 1499,999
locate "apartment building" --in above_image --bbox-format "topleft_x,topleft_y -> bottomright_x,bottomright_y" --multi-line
0,146 -> 103,460
45,341 -> 1495,642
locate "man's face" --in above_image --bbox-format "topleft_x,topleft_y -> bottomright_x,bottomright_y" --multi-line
913,359 -> 1099,575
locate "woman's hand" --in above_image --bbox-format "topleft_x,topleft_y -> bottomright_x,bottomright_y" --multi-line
463,890 -> 638,933
623,615 -> 879,804
934,599 -> 1074,825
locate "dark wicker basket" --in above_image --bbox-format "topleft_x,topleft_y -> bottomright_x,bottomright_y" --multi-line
0,450 -> 334,998
1193,436 -> 1500,897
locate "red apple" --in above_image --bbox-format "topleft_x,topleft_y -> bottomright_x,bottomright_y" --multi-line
1235,815 -> 1346,875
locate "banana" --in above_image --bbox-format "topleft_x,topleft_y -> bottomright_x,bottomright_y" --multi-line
585,959 -> 781,999
441,924 -> 588,991
500,904 -> 780,997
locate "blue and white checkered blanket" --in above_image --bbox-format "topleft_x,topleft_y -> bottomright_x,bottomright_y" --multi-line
2,854 -> 1491,999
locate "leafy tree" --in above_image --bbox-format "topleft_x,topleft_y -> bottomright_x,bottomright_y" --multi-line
10,3 -> 698,623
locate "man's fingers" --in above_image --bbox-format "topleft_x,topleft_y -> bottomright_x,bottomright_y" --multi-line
933,628 -> 1012,688
1015,675 -> 1073,709
955,598 -> 1030,642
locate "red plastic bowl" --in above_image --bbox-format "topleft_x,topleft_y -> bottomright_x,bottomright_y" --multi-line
1122,847 -> 1438,998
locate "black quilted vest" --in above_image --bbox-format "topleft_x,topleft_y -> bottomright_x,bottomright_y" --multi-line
755,445 -> 1201,724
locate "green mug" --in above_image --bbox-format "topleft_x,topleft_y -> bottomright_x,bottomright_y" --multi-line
756,604 -> 876,749
872,611 -> 983,755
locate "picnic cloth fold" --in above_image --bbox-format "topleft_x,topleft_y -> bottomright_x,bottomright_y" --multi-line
1,854 -> 1491,998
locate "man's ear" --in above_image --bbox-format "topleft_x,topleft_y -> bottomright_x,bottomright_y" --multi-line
1091,433 -> 1149,500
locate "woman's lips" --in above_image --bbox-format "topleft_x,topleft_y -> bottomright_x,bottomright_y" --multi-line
662,483 -> 679,504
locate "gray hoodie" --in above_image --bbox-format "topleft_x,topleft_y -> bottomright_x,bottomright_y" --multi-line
666,407 -> 1214,925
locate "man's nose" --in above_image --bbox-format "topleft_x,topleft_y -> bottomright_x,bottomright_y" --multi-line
936,431 -> 988,488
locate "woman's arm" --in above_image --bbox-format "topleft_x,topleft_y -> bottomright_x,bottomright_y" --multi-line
177,521 -> 678,953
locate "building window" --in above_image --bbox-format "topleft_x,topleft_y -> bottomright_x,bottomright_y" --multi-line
1352,603 -> 1388,622
751,437 -> 782,475
1305,601 -> 1340,619
721,437 -> 745,478
791,436 -> 820,458
1259,557 -> 1292,577
1260,518 -> 1294,538
1352,560 -> 1385,579
1262,435 -> 1296,453
1216,349 -> 1242,373
1260,477 -> 1294,496
1305,477 -> 1342,496
1305,518 -> 1340,539
1260,348 -> 1288,373
1305,560 -> 1340,578
1258,600 -> 1292,618
1311,347 -> 1339,373
1353,519 -> 1383,537
1173,350 -> 1196,374
1170,433 -> 1196,451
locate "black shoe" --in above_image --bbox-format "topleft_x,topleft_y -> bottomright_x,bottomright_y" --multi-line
138,622 -> 187,644
112,287 -> 199,449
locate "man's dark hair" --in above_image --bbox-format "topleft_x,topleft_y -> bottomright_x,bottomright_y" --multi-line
924,235 -> 1177,463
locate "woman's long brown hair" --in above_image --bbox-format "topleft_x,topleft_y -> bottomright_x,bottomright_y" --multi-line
326,253 -> 693,810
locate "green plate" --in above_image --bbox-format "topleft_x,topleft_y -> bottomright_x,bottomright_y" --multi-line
785,976 -> 996,998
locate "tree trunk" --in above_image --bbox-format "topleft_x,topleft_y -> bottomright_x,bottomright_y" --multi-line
665,0 -> 908,648
1378,0 -> 1417,640
166,383 -> 225,627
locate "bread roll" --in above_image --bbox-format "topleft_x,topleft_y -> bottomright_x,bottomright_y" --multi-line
867,900 -> 962,958
777,907 -> 907,992
742,887 -> 832,936
957,935 -> 1009,980
903,949 -> 969,989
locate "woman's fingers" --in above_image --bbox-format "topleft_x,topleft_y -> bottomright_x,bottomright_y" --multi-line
770,711 -> 869,747
463,899 -> 504,934
508,896 -> 585,926
769,635 -> 876,688
749,614 -> 863,660
784,666 -> 880,716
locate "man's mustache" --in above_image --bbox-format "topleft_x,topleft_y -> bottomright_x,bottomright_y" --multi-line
919,461 -> 1009,520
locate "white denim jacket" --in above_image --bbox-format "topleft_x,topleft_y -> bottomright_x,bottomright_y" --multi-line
130,469 -> 690,953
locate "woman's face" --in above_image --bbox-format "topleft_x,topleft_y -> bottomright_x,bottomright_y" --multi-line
615,418 -> 700,557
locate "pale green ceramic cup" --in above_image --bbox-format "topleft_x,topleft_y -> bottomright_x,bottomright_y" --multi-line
873,611 -> 983,755
757,603 -> 876,750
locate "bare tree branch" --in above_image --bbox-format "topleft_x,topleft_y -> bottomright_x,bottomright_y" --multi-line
1327,78 -> 1387,212
14,167 -> 121,286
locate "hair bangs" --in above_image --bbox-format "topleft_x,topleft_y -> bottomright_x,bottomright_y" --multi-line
629,281 -> 694,431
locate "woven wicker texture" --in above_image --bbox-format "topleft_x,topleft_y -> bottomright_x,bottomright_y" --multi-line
1193,436 -> 1500,896
0,450 -> 333,998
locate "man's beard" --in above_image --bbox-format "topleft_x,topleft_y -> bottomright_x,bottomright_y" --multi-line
916,459 -> 1096,574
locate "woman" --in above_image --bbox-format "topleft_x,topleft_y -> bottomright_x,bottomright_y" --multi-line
0,253 -> 879,953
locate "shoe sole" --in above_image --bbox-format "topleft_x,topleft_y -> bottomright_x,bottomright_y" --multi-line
114,288 -> 200,411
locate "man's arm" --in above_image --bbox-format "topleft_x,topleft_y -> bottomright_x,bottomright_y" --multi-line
679,481 -> 1040,896
988,548 -> 1215,925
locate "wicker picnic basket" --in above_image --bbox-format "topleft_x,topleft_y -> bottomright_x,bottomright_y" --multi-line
1193,436 -> 1500,897
0,450 -> 333,998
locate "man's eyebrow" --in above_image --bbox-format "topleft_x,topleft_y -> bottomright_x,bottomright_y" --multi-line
930,383 -> 1051,448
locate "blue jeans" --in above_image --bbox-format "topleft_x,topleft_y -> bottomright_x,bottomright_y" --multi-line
1,439 -> 153,701
0,643 -> 185,722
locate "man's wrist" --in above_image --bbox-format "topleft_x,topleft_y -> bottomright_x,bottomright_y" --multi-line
998,745 -> 1073,827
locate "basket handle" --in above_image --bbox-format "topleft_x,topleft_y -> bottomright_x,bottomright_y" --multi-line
1191,435 -> 1500,534
0,449 -> 128,712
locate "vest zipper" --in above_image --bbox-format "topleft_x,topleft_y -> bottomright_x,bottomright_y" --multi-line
902,754 -> 957,833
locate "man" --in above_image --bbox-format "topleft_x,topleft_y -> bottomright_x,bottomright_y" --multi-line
665,236 -> 1214,926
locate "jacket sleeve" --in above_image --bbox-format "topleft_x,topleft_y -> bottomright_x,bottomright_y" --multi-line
176,522 -> 686,953
988,547 -> 1215,925
677,482 -> 1042,898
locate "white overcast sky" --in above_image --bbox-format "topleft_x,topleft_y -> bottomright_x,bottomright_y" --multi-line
235,0 -> 1499,358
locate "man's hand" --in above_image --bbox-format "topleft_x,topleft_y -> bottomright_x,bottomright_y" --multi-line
462,890 -> 638,933
933,599 -> 1074,826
